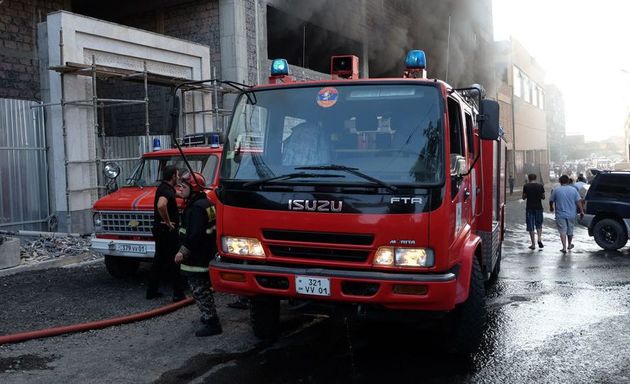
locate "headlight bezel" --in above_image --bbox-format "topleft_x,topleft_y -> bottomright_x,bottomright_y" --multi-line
373,246 -> 434,268
221,236 -> 266,258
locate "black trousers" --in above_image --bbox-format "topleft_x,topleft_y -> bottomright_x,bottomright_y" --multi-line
147,228 -> 186,296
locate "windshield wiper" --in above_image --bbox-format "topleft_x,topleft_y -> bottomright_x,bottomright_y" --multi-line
295,164 -> 398,193
242,172 -> 344,188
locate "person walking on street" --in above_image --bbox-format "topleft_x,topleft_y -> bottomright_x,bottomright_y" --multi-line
509,174 -> 515,195
549,175 -> 585,253
175,171 -> 222,337
147,165 -> 186,301
522,173 -> 545,249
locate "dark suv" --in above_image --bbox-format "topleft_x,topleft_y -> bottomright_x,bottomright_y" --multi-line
581,171 -> 630,250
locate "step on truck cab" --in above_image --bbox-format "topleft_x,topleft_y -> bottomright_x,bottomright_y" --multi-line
210,51 -> 505,353
91,137 -> 222,278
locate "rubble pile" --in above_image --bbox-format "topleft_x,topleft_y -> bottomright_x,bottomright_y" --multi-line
20,236 -> 101,264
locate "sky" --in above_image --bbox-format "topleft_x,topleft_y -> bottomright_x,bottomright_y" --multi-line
493,0 -> 630,141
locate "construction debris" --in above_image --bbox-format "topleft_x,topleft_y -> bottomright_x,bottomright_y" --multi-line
19,236 -> 100,265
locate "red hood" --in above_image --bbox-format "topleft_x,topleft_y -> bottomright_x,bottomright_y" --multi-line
93,187 -> 163,211
93,187 -> 215,211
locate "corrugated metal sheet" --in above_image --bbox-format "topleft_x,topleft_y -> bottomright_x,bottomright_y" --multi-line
0,98 -> 50,230
102,135 -> 172,183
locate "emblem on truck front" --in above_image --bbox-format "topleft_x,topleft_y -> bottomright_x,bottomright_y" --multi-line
288,199 -> 343,212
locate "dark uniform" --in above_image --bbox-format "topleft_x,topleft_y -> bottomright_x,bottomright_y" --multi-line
147,181 -> 186,299
178,191 -> 221,335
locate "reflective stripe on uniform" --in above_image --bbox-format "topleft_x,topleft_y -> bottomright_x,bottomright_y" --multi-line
180,264 -> 208,273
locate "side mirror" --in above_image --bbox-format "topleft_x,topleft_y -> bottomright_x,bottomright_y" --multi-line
450,154 -> 467,177
479,99 -> 500,140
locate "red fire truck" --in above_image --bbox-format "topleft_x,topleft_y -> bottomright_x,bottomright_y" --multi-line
90,139 -> 222,278
210,50 -> 505,353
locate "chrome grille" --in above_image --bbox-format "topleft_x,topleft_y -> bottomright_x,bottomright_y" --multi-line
98,211 -> 153,235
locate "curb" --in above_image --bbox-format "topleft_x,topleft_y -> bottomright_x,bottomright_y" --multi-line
0,254 -> 102,278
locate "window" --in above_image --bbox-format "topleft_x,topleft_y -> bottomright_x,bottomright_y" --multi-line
448,98 -> 465,156
513,66 -> 522,97
532,84 -> 538,107
465,112 -> 474,155
595,175 -> 630,197
523,77 -> 531,103
447,97 -> 465,199
538,88 -> 544,110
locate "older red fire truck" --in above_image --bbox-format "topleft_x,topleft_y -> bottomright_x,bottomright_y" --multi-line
210,50 -> 505,353
90,140 -> 222,278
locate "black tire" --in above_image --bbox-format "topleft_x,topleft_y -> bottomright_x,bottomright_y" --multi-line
488,247 -> 502,285
593,218 -> 628,251
443,257 -> 487,354
104,256 -> 140,278
250,296 -> 280,340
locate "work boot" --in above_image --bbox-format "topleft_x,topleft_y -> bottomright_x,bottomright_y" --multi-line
195,317 -> 223,337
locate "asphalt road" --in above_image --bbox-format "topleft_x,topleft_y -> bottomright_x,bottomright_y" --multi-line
1,197 -> 629,383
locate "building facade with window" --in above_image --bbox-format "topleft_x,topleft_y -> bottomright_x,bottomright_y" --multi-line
495,38 -> 548,184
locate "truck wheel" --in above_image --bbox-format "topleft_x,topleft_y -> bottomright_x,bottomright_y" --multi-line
104,256 -> 140,278
593,218 -> 628,250
443,257 -> 487,354
488,247 -> 502,285
250,296 -> 280,340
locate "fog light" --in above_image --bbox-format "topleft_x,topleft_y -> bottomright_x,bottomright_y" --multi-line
220,272 -> 246,282
393,284 -> 428,295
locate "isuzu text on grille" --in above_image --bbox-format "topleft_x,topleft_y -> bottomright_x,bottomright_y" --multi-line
288,199 -> 343,212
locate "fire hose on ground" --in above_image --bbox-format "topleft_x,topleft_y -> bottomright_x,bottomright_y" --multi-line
0,297 -> 194,345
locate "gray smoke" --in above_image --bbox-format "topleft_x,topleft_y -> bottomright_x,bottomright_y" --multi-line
268,0 -> 497,92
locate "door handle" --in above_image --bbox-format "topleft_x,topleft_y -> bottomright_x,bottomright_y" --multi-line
464,188 -> 470,200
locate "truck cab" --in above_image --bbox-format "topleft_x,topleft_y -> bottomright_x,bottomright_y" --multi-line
209,51 -> 504,353
91,144 -> 222,277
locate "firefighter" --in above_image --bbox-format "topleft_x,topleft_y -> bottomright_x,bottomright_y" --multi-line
175,171 -> 222,337
147,165 -> 186,301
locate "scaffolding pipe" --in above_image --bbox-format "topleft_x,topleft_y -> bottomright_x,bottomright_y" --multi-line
144,61 -> 150,153
213,66 -> 219,132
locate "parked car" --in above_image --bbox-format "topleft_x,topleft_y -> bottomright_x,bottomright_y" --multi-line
581,171 -> 630,250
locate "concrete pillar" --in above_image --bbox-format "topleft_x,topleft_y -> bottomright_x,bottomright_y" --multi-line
220,0 -> 250,108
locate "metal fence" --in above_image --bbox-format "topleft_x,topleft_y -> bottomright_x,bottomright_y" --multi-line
0,98 -> 50,230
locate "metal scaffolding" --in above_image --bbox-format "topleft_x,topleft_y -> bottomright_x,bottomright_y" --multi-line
33,29 -> 237,231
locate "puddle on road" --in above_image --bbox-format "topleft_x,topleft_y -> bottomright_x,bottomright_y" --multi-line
488,283 -> 630,352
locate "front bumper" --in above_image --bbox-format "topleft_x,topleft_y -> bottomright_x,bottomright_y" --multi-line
90,236 -> 155,259
209,257 -> 459,311
579,213 -> 595,228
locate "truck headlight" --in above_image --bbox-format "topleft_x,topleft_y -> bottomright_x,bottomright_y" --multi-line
221,236 -> 266,258
93,212 -> 103,230
103,162 -> 121,179
374,247 -> 434,267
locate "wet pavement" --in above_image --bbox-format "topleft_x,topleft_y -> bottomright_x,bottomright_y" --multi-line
192,197 -> 630,384
1,197 -> 629,383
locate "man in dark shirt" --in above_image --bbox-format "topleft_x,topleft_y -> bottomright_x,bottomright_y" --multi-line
522,173 -> 545,250
146,164 -> 186,301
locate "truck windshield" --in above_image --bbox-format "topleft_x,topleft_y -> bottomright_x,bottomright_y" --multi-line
126,155 -> 218,187
221,83 -> 444,187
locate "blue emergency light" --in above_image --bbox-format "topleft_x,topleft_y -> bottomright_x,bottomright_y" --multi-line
271,59 -> 289,76
405,50 -> 426,69
210,132 -> 220,148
